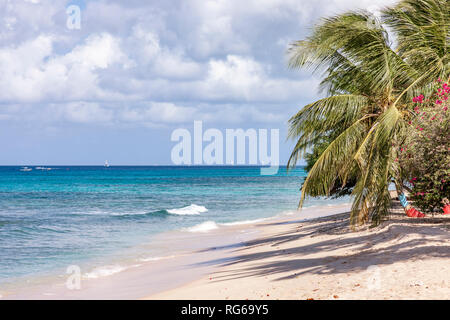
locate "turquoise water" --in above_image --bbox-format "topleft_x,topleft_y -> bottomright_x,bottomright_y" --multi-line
0,166 -> 349,286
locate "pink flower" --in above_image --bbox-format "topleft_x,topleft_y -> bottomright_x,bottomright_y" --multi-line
413,94 -> 424,103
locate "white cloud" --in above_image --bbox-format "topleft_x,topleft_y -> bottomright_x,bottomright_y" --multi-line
195,55 -> 320,103
120,102 -> 198,125
62,33 -> 126,70
0,33 -> 128,103
128,25 -> 202,79
0,0 -> 399,128
205,55 -> 263,100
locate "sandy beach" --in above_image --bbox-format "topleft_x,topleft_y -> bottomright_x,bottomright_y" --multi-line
148,200 -> 450,300
2,200 -> 449,300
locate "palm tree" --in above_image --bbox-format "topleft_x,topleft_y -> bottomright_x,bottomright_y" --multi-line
287,0 -> 449,225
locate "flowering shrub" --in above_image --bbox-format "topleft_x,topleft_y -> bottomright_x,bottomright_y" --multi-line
400,79 -> 450,212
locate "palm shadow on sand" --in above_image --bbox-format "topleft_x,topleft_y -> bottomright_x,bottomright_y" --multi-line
189,202 -> 450,282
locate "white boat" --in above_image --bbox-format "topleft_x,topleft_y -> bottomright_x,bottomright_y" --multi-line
20,167 -> 32,172
104,160 -> 110,168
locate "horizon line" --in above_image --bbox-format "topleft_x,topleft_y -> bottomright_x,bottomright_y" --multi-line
0,164 -> 302,167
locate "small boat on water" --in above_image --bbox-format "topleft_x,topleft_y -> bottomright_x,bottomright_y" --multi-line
20,167 -> 32,172
104,160 -> 110,168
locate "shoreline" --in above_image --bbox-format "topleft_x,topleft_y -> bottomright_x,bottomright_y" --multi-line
3,200 -> 448,300
0,203 -> 352,299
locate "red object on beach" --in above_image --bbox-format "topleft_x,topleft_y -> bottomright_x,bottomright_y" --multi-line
406,208 -> 418,217
444,205 -> 450,215
416,211 -> 426,218
406,207 -> 425,218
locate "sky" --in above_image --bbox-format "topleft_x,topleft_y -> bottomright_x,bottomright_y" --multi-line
0,0 -> 397,165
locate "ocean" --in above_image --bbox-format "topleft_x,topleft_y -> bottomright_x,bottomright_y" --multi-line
0,166 -> 350,287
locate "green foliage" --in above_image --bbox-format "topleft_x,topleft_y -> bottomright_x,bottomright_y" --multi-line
399,81 -> 450,212
303,130 -> 356,198
287,0 -> 449,225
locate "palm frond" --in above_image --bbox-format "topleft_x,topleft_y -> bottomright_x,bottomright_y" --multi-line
288,0 -> 449,225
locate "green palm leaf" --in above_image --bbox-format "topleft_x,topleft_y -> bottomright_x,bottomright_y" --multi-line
288,0 -> 449,225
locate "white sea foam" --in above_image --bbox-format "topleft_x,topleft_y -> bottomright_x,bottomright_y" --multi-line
83,265 -> 128,279
167,204 -> 208,215
186,221 -> 219,233
185,217 -> 268,233
138,254 -> 177,262
278,210 -> 299,216
139,256 -> 164,262
76,209 -> 121,216
222,218 -> 267,226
